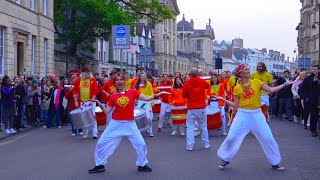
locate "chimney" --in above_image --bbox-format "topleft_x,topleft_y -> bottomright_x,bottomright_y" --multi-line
262,48 -> 267,53
190,19 -> 194,29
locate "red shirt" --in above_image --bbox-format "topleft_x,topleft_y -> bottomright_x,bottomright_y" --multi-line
65,89 -> 76,111
159,81 -> 172,103
108,90 -> 141,120
99,80 -> 116,103
182,77 -> 209,109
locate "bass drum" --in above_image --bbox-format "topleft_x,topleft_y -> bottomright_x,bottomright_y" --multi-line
134,109 -> 149,132
206,107 -> 222,130
70,106 -> 96,129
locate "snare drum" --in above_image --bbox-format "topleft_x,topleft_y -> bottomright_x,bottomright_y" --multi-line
152,99 -> 161,113
70,106 -> 96,129
171,105 -> 187,125
134,109 -> 149,132
206,107 -> 222,130
95,106 -> 106,126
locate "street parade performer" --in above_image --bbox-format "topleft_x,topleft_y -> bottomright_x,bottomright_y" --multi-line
88,72 -> 170,174
214,64 -> 297,171
72,66 -> 99,139
182,67 -> 210,151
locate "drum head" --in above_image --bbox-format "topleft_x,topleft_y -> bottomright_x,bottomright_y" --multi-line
95,106 -> 103,113
206,107 -> 220,115
70,106 -> 91,114
134,109 -> 146,118
154,99 -> 161,104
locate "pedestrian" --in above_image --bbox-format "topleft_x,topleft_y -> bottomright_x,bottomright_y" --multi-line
1,75 -> 18,134
181,67 -> 210,151
215,64 -> 297,171
15,75 -> 27,130
87,72 -> 170,174
27,79 -> 41,127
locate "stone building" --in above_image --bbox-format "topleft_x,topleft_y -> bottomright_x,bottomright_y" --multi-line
0,0 -> 54,77
297,0 -> 319,68
176,15 -> 215,73
150,0 -> 183,75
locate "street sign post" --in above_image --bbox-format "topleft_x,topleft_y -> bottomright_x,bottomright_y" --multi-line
112,25 -> 131,73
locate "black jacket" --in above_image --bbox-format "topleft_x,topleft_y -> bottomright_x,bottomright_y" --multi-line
48,88 -> 66,112
301,73 -> 320,104
276,77 -> 293,99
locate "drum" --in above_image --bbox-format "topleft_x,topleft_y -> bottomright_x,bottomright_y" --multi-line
206,107 -> 222,130
171,105 -> 187,125
134,109 -> 149,132
152,99 -> 161,113
95,106 -> 106,126
69,106 -> 96,129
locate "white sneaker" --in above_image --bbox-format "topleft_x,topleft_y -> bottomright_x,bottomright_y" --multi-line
149,133 -> 154,137
9,128 -> 16,134
82,134 -> 88,139
57,126 -> 61,129
293,116 -> 298,123
79,132 -> 84,136
171,130 -> 177,135
72,133 -> 76,136
186,146 -> 193,151
180,132 -> 185,136
4,129 -> 11,135
43,125 -> 47,128
301,120 -> 304,125
222,132 -> 228,136
204,144 -> 211,149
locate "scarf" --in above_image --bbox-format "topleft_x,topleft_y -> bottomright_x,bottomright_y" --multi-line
55,87 -> 63,110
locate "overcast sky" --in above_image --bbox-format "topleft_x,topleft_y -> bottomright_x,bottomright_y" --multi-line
177,0 -> 301,61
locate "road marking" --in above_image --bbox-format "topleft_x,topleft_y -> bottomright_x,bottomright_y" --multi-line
0,129 -> 40,147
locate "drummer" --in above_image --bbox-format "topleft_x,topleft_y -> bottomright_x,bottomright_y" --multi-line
206,73 -> 227,135
158,73 -> 173,132
88,72 -> 170,174
168,76 -> 186,136
72,66 -> 99,139
133,72 -> 155,137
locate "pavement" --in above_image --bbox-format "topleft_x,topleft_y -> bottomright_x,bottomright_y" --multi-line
0,118 -> 320,180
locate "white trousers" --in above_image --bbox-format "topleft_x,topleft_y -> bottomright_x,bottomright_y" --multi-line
94,120 -> 148,167
186,109 -> 210,148
260,94 -> 270,106
83,102 -> 98,136
217,108 -> 281,165
158,102 -> 171,128
136,100 -> 153,134
220,106 -> 227,132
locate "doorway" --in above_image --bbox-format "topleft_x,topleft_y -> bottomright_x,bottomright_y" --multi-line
17,42 -> 24,75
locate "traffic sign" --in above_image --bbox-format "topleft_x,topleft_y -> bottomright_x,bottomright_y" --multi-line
112,25 -> 131,49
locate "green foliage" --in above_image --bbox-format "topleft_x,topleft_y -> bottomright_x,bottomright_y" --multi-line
54,0 -> 173,56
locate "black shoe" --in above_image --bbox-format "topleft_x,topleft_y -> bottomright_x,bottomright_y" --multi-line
93,136 -> 98,139
304,125 -> 307,129
272,164 -> 285,171
311,133 -> 319,137
21,126 -> 27,129
88,165 -> 105,174
218,160 -> 230,170
138,165 -> 152,172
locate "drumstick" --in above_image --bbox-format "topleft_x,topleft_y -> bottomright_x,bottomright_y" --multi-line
157,86 -> 172,89
64,85 -> 74,88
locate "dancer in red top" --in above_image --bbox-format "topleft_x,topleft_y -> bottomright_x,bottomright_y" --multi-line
88,73 -> 170,174
157,73 -> 173,132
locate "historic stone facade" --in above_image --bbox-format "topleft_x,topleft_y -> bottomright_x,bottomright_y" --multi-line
176,15 -> 215,73
151,0 -> 184,75
297,0 -> 320,66
0,0 -> 54,77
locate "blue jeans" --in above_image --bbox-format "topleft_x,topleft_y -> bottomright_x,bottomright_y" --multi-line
47,106 -> 62,128
279,98 -> 292,118
40,103 -> 47,122
20,104 -> 26,127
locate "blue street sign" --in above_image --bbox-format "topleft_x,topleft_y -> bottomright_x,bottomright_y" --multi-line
112,25 -> 131,49
116,26 -> 126,37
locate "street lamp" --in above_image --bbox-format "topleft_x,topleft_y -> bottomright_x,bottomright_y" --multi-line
65,0 -> 69,77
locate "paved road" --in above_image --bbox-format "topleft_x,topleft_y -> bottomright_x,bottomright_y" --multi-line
0,118 -> 320,180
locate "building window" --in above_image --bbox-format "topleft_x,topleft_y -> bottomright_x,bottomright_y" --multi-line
0,27 -> 4,76
197,39 -> 202,51
104,52 -> 106,62
31,36 -> 35,75
307,39 -> 312,52
43,0 -> 47,15
31,0 -> 35,11
307,14 -> 311,26
44,39 -> 47,75
16,0 -> 21,4
314,38 -> 317,51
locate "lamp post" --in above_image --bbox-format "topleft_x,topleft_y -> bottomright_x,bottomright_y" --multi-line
65,0 -> 69,77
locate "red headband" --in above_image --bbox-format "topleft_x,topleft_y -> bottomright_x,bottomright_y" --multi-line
235,64 -> 246,78
115,72 -> 125,80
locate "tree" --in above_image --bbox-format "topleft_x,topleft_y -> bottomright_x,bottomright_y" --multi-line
54,0 -> 173,56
